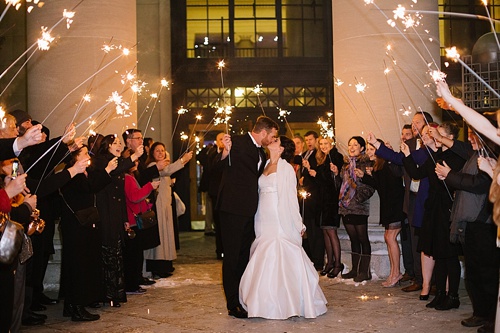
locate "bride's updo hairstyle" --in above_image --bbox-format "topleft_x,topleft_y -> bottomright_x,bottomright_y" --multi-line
280,136 -> 295,163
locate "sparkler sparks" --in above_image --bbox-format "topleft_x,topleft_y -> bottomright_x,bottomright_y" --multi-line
63,9 -> 75,29
178,107 -> 189,115
161,79 -> 169,88
214,106 -> 233,126
107,91 -> 130,115
253,84 -> 262,94
180,132 -> 188,141
355,82 -> 367,93
334,78 -> 344,87
83,94 -> 91,102
277,108 -> 290,121
217,60 -> 225,69
37,26 -> 54,50
445,46 -> 459,60
430,70 -> 446,83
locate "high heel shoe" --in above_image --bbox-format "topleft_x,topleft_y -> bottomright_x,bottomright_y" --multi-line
419,294 -> 430,300
327,264 -> 344,278
320,266 -> 334,276
382,274 -> 402,288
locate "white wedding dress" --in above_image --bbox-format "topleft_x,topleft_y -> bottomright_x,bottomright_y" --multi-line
239,159 -> 327,319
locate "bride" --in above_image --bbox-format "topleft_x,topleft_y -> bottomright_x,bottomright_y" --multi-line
239,135 -> 327,319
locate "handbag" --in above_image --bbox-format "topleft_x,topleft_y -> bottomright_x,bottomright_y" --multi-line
174,192 -> 186,217
61,191 -> 99,227
0,213 -> 24,265
134,210 -> 157,230
19,233 -> 33,264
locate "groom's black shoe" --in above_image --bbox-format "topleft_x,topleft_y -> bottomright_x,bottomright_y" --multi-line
228,305 -> 248,319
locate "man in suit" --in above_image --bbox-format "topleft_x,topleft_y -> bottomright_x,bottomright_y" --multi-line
300,131 -> 323,270
217,116 -> 279,318
207,132 -> 225,259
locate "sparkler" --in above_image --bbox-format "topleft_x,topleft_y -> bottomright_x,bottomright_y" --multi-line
0,1 -> 82,81
277,107 -> 293,136
445,47 -> 500,100
183,114 -> 202,155
354,77 -> 383,138
403,9 -> 500,24
482,0 -> 500,52
299,190 -> 311,225
383,60 -> 401,132
253,84 -> 266,116
171,106 -> 189,142
40,43 -> 135,124
143,78 -> 170,137
333,76 -> 367,135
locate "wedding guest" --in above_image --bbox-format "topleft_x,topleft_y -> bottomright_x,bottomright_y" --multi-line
123,160 -> 160,294
307,137 -> 344,278
59,146 -> 117,321
360,141 -> 406,287
436,127 -> 499,332
144,142 -> 192,277
336,136 -> 375,282
94,134 -> 142,307
401,122 -> 466,309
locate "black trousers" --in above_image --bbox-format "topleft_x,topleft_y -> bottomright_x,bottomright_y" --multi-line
463,222 -> 500,320
210,195 -> 223,258
124,227 -> 144,291
408,193 -> 423,285
0,261 -> 15,333
303,215 -> 324,268
219,211 -> 255,310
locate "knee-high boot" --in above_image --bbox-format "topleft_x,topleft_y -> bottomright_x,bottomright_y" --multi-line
341,253 -> 360,279
354,254 -> 372,282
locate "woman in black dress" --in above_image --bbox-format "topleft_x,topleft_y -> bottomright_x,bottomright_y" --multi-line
59,146 -> 117,321
360,141 -> 406,287
401,122 -> 467,309
307,137 -> 344,278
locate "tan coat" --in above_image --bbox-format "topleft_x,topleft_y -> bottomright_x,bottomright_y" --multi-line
144,159 -> 184,261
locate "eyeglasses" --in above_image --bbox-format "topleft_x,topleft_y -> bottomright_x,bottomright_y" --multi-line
131,137 -> 143,141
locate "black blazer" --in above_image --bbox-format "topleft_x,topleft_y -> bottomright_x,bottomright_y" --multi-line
216,134 -> 265,217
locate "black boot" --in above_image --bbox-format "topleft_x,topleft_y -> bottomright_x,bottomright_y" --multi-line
71,304 -> 100,322
426,290 -> 446,308
435,293 -> 460,310
353,254 -> 372,282
341,253 -> 360,279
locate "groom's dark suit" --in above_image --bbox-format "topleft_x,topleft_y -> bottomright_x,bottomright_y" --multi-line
216,133 -> 266,311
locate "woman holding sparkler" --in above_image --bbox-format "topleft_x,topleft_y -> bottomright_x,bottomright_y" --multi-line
144,142 -> 192,278
307,137 -> 344,278
335,136 -> 375,282
358,140 -> 406,287
59,146 -> 117,321
239,136 -> 327,319
94,134 -> 143,307
401,122 -> 466,310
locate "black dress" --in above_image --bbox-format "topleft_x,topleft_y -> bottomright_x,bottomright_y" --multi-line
60,169 -> 111,306
403,148 -> 466,258
315,149 -> 343,228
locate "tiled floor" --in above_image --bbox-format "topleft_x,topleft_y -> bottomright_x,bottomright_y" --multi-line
22,232 -> 481,333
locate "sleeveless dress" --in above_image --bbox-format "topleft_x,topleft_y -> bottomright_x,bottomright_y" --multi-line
239,171 -> 327,319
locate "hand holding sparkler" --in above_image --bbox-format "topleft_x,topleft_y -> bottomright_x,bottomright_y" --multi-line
105,157 -> 119,174
68,136 -> 85,152
478,156 -> 496,178
17,124 -> 44,149
400,142 -> 410,156
221,134 -> 232,160
180,151 -> 194,165
131,145 -> 144,162
366,132 -> 380,149
68,157 -> 90,178
354,168 -> 365,179
62,123 -> 76,145
435,161 -> 451,180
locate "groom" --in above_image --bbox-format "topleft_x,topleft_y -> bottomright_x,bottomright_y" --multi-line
217,116 -> 279,318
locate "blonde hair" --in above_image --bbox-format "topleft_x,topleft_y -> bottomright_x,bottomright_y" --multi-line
315,137 -> 334,166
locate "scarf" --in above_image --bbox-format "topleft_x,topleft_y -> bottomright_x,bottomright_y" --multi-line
339,156 -> 357,208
